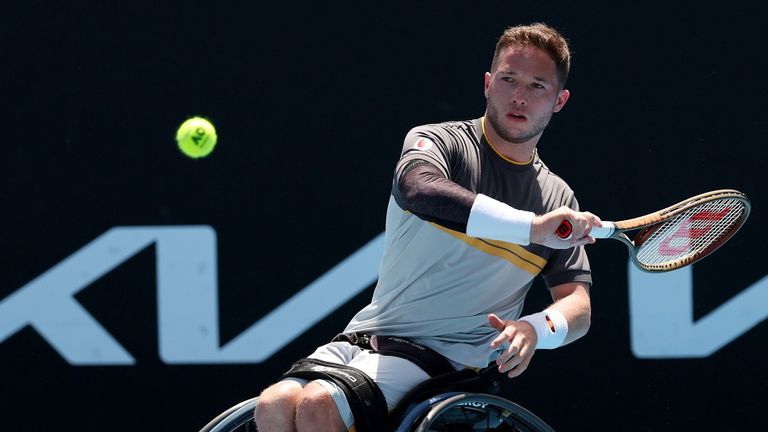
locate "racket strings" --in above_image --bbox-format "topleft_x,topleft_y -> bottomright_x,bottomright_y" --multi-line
636,198 -> 745,266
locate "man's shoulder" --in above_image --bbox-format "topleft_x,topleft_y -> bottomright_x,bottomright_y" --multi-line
409,118 -> 479,135
534,155 -> 572,191
534,156 -> 579,205
407,118 -> 481,145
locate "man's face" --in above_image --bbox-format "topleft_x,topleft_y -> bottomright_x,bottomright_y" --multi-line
484,44 -> 570,145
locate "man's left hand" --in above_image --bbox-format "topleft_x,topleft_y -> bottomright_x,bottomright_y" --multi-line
488,313 -> 537,378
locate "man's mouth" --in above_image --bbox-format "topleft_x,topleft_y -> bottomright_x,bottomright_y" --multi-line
507,112 -> 527,122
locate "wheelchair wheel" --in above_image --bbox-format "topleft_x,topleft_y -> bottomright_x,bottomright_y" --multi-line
199,393 -> 554,432
198,397 -> 258,432
411,393 -> 555,432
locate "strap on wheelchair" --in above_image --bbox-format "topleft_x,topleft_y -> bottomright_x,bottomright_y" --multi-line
333,332 -> 455,377
282,358 -> 387,432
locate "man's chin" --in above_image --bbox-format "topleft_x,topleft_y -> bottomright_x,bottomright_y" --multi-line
498,129 -> 537,144
499,122 -> 547,144
487,111 -> 542,144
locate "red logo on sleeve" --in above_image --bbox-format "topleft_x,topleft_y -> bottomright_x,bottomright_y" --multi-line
413,138 -> 434,151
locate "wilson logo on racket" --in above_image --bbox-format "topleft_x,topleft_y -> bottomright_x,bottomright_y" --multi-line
657,207 -> 732,256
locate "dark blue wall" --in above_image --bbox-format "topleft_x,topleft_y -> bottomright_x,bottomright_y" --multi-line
2,2 -> 766,430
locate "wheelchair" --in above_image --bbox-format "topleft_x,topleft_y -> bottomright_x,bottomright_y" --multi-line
199,365 -> 555,432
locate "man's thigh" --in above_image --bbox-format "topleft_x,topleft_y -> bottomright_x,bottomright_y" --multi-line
281,341 -> 431,428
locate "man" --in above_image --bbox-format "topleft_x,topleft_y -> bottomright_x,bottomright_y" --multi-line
255,22 -> 601,432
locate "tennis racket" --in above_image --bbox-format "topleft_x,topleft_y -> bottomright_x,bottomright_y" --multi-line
556,189 -> 751,272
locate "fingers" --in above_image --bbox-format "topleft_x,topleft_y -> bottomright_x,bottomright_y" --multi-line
531,207 -> 603,249
505,355 -> 532,378
495,344 -> 519,367
488,313 -> 505,330
488,314 -> 509,349
489,318 -> 537,378
572,234 -> 596,247
567,211 -> 598,239
490,332 -> 507,349
583,211 -> 603,228
496,342 -> 534,377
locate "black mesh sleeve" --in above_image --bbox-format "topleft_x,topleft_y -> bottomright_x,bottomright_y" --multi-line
392,161 -> 476,232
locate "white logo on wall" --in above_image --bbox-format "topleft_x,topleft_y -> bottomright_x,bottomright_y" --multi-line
0,226 -> 382,365
0,226 -> 765,364
629,262 -> 768,357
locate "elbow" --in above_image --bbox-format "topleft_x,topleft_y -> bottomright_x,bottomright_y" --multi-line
580,300 -> 592,337
396,162 -> 445,212
399,183 -> 427,210
583,311 -> 592,336
396,173 -> 434,212
571,295 -> 592,340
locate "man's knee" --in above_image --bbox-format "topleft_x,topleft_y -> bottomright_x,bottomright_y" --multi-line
295,382 -> 346,431
255,381 -> 302,429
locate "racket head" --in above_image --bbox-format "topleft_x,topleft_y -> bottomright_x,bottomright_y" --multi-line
626,190 -> 751,272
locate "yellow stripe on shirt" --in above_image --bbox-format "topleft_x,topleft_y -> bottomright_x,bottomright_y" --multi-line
430,223 -> 547,276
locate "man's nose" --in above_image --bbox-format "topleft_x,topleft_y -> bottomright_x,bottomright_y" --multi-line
510,86 -> 527,105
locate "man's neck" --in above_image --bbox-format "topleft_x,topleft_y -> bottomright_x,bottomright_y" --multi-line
481,116 -> 539,164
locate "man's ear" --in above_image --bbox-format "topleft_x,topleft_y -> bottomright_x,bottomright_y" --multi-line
553,89 -> 570,113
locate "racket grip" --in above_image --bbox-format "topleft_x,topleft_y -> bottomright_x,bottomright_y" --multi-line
555,220 -> 574,240
590,222 -> 615,239
556,220 -> 616,239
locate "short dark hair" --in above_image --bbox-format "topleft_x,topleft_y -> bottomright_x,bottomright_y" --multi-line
491,23 -> 571,88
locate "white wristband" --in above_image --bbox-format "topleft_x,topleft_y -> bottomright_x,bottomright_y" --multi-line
466,194 -> 535,245
519,309 -> 568,350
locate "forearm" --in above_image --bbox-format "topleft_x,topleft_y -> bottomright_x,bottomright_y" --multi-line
517,283 -> 591,350
397,163 -> 535,244
548,291 -> 591,345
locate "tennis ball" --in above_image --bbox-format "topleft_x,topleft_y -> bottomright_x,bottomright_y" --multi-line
176,116 -> 217,158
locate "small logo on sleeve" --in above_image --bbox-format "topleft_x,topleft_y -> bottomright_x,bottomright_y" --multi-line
413,138 -> 434,151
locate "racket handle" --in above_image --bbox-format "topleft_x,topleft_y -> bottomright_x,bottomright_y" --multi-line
590,222 -> 615,239
555,220 -> 574,240
556,220 -> 616,240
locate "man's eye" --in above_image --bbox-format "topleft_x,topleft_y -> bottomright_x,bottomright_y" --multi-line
532,83 -> 545,89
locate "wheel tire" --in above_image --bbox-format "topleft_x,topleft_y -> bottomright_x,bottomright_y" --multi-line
412,393 -> 555,432
198,397 -> 259,432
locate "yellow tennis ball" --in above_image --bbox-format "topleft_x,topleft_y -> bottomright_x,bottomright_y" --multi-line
176,117 -> 217,158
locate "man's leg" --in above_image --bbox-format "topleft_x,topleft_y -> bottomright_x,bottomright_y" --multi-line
255,341 -> 433,431
294,382 -> 347,432
254,380 -> 302,432
255,342 -> 361,432
255,378 -> 347,432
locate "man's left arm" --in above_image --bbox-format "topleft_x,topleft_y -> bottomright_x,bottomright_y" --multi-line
546,282 -> 591,345
489,282 -> 591,378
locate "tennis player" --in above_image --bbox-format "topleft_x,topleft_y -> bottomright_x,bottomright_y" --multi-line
255,22 -> 602,432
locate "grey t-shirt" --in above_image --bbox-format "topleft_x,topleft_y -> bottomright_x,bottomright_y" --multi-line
344,118 -> 591,367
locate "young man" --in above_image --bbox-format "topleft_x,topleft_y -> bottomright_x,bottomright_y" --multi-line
255,23 -> 602,432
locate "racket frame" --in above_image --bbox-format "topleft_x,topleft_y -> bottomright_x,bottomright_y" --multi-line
594,189 -> 751,272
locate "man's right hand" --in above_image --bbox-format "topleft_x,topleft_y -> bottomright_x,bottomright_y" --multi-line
530,206 -> 602,249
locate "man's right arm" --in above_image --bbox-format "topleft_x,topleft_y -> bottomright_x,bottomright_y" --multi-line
395,161 -> 476,232
396,160 -> 600,249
